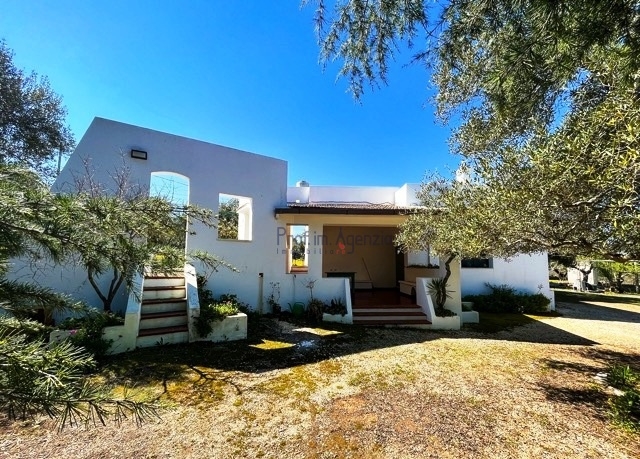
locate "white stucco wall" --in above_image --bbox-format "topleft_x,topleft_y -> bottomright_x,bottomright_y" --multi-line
460,253 -> 554,307
14,117 -> 289,312
308,186 -> 398,204
394,183 -> 421,206
10,117 -> 553,316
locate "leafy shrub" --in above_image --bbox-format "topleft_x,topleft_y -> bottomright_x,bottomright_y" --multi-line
607,365 -> 640,431
324,297 -> 347,316
428,277 -> 452,309
196,274 -> 214,305
435,308 -> 457,317
307,299 -> 325,324
195,298 -> 240,337
57,311 -> 123,358
608,365 -> 639,391
462,283 -> 550,313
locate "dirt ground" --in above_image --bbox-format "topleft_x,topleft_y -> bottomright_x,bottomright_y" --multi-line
1,296 -> 639,459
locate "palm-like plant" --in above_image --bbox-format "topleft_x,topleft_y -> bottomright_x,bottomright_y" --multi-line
428,277 -> 452,312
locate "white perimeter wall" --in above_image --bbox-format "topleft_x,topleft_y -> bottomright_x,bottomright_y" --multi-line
461,253 -> 554,306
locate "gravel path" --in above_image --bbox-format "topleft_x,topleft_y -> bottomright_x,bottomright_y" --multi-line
1,300 -> 639,459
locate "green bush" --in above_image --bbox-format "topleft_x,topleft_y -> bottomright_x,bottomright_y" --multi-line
307,299 -> 325,324
607,365 -> 640,431
462,283 -> 550,313
608,365 -> 639,392
324,297 -> 347,316
195,298 -> 240,337
57,311 -> 123,358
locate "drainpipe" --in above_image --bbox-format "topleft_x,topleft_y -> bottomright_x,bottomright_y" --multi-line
258,273 -> 264,314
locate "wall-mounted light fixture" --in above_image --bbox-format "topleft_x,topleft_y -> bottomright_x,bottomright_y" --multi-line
130,149 -> 148,160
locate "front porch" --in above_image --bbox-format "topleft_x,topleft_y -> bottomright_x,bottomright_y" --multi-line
351,288 -> 431,327
275,206 -> 464,329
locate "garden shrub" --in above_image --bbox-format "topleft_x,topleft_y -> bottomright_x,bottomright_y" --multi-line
57,311 -> 123,358
607,365 -> 640,431
195,297 -> 241,337
307,299 -> 325,324
324,297 -> 347,316
462,283 -> 550,313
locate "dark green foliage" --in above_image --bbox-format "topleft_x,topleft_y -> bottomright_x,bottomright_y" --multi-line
217,198 -> 239,239
0,41 -> 74,180
194,292 -> 242,338
435,308 -> 456,318
0,332 -> 157,428
306,299 -> 325,324
607,365 -> 640,432
324,297 -> 347,316
463,284 -> 550,314
608,365 -> 639,392
313,2 -> 640,264
196,274 -> 215,305
428,277 -> 452,310
58,311 -> 123,359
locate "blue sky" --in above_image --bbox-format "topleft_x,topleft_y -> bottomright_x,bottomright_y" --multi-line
2,0 -> 458,186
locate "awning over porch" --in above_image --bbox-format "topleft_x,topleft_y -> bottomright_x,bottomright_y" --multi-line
274,202 -> 422,216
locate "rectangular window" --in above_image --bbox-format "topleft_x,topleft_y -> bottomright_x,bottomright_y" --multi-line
461,257 -> 493,268
287,224 -> 309,273
218,193 -> 252,241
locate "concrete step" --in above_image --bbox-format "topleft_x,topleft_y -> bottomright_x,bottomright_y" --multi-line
352,303 -> 419,309
144,276 -> 185,288
136,328 -> 189,348
352,308 -> 425,316
142,286 -> 186,301
139,311 -> 188,330
141,299 -> 188,314
353,317 -> 432,325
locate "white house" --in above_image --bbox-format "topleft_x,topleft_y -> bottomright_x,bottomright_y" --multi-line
12,118 -> 553,350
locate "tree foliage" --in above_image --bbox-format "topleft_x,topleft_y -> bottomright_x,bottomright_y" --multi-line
68,164 -> 228,312
217,198 -> 239,240
0,41 -> 74,179
310,1 -> 640,261
0,163 -> 156,426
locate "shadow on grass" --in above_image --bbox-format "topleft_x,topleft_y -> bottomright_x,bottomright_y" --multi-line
554,290 -> 640,312
101,311 -> 600,393
538,347 -> 640,430
554,299 -> 640,325
463,311 -> 597,346
555,289 -> 640,307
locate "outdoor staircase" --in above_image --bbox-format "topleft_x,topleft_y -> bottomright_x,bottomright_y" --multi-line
352,303 -> 431,327
136,272 -> 189,348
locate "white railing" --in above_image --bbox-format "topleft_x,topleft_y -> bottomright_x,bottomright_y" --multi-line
184,264 -> 200,342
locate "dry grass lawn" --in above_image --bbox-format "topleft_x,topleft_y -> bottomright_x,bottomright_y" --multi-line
1,292 -> 640,458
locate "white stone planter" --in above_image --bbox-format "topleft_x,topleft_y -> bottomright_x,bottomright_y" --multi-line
430,314 -> 461,330
460,311 -> 480,324
198,313 -> 247,343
